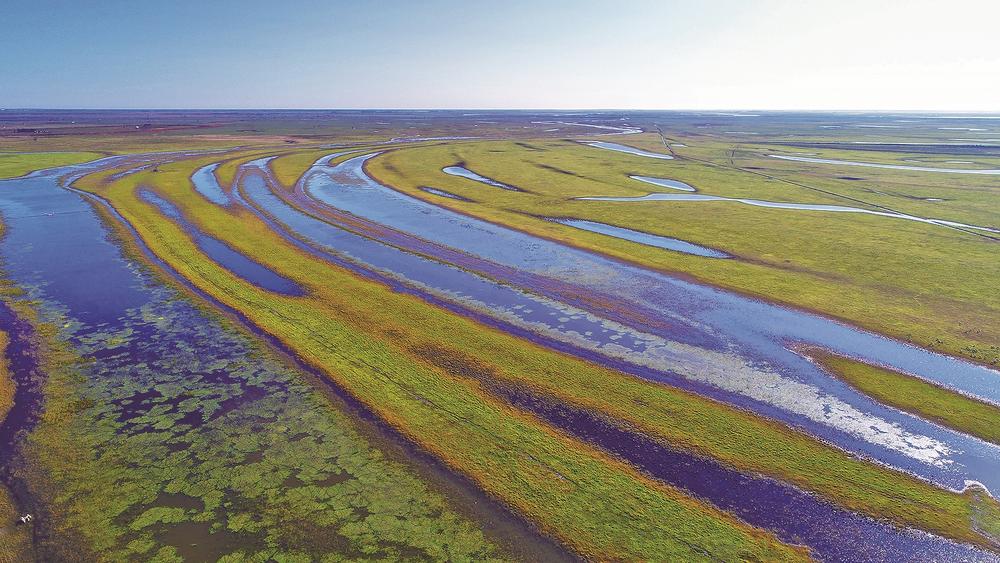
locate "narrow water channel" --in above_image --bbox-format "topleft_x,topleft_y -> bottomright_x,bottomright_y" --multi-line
582,141 -> 674,159
576,192 -> 999,233
543,217 -> 730,258
442,166 -> 521,191
769,154 -> 1000,175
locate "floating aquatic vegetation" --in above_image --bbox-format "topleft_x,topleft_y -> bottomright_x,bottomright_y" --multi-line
12,286 -> 507,561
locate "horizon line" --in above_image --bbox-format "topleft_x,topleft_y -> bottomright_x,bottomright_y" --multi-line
3,107 -> 1000,115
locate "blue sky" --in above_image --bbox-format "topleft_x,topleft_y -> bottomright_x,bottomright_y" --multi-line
2,0 -> 998,110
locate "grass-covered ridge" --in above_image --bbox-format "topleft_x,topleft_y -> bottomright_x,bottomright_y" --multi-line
812,351 -> 1000,445
0,152 -> 104,179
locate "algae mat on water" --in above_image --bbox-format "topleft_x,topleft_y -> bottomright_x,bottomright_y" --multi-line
11,286 -> 512,561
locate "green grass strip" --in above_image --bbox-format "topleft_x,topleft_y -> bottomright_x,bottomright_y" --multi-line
814,351 -> 1000,445
0,152 -> 103,179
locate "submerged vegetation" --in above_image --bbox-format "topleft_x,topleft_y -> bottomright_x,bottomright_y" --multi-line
0,329 -> 10,421
0,110 -> 998,560
0,324 -> 33,563
15,292 -> 510,561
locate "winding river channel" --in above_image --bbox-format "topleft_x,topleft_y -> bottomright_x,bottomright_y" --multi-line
233,152 -> 999,560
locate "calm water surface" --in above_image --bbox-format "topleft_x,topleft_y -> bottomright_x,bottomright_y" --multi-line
442,166 -> 521,191
770,154 -> 1000,175
582,141 -> 674,159
545,217 -> 729,258
301,154 -> 1000,494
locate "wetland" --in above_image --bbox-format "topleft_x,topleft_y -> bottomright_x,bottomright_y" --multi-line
1,110 -> 998,561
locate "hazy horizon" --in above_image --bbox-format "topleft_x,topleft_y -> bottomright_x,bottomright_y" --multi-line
3,0 -> 999,111
5,108 -> 1000,113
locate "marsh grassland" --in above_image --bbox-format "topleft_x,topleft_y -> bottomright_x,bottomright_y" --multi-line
0,111 -> 998,561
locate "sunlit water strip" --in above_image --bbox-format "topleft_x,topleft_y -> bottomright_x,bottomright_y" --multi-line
191,162 -> 229,205
629,175 -> 697,191
581,141 -> 674,159
296,153 -> 1000,493
442,166 -> 521,191
769,154 -> 1000,175
543,217 -> 729,258
576,192 -> 1000,233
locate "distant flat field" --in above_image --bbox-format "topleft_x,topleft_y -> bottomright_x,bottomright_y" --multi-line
0,151 -> 103,178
